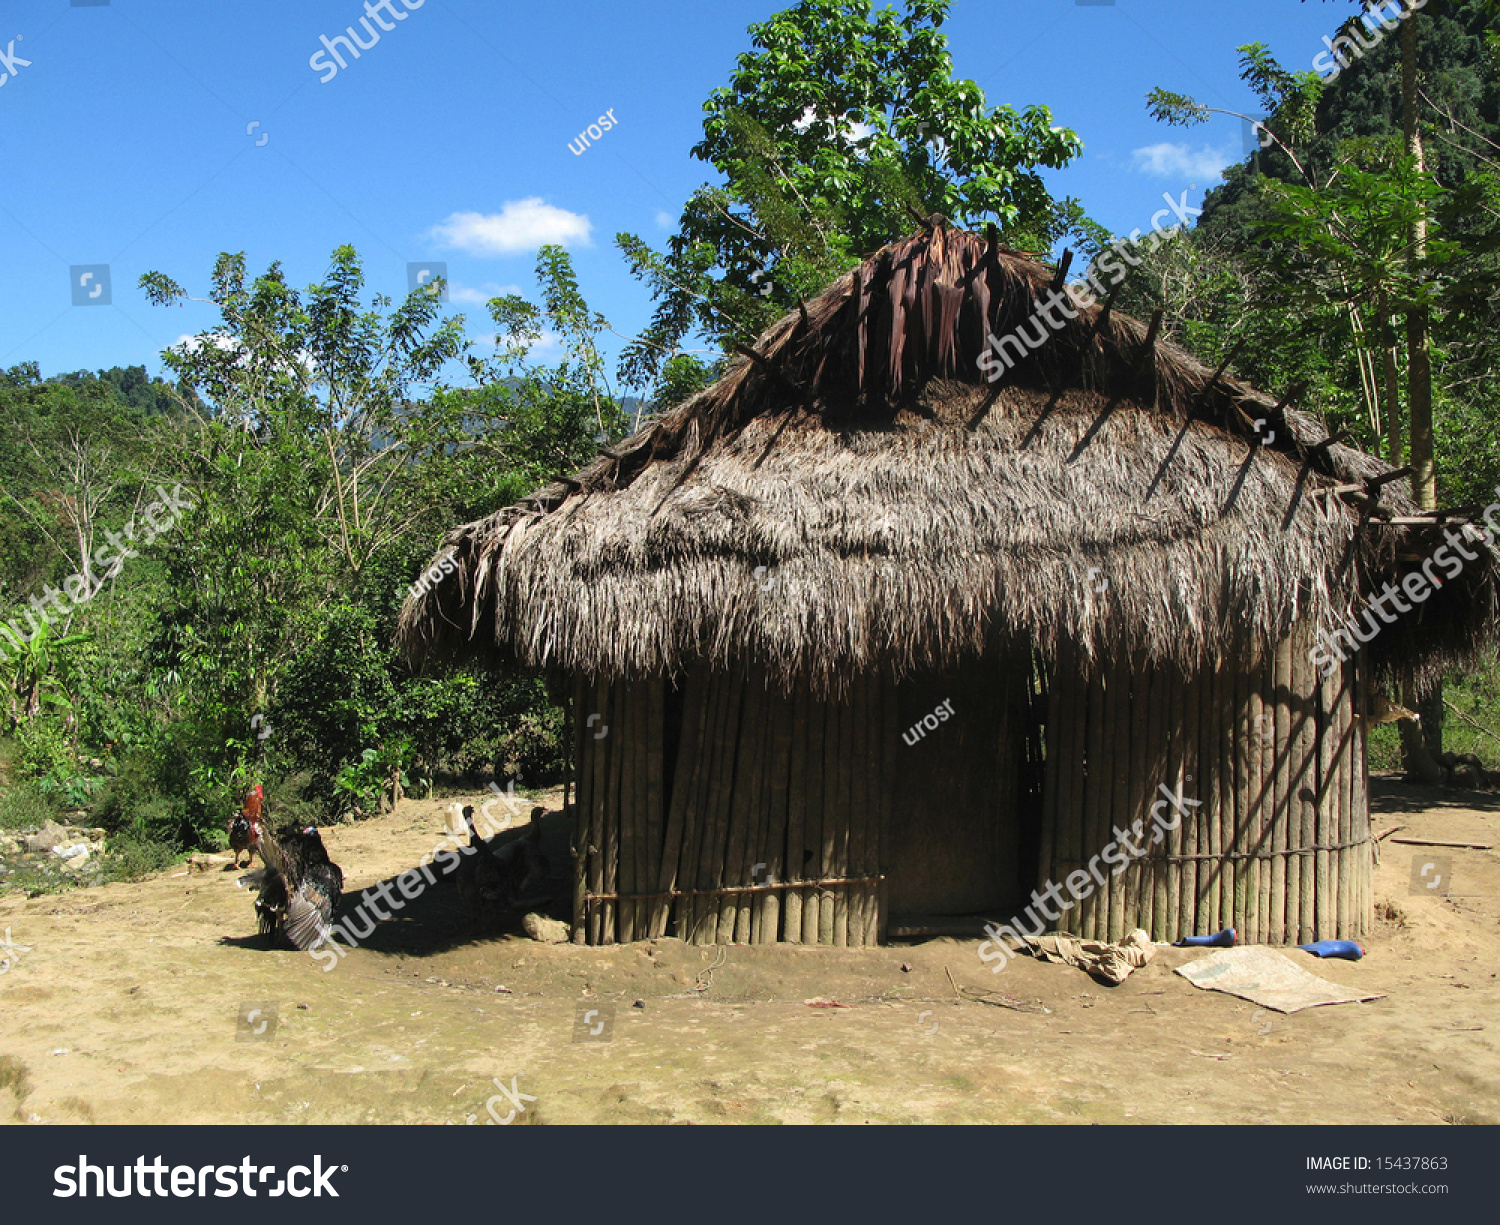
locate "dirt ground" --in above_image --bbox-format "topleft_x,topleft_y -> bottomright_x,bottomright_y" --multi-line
1,777 -> 1495,1126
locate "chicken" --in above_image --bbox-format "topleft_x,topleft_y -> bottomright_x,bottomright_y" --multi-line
239,819 -> 343,951
455,804 -> 553,915
228,784 -> 264,869
512,807 -> 552,909
456,804 -> 508,912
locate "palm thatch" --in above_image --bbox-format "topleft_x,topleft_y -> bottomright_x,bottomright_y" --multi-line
398,221 -> 1498,691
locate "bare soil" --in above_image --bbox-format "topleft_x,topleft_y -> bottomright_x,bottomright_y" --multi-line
1,777 -> 1495,1125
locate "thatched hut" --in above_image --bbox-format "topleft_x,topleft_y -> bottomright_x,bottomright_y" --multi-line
399,221 -> 1499,950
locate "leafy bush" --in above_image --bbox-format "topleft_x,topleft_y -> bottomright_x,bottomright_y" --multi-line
100,831 -> 183,883
14,719 -> 75,783
0,779 -> 62,831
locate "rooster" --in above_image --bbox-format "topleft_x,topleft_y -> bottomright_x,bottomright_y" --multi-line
238,814 -> 343,951
228,784 -> 264,869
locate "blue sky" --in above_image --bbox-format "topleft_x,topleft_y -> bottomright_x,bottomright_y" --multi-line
0,0 -> 1352,387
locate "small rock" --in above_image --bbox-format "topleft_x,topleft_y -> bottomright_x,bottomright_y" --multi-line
25,820 -> 69,853
633,999 -> 645,1010
494,985 -> 512,994
522,913 -> 569,944
54,842 -> 90,861
900,962 -> 913,973
297,1003 -> 309,1010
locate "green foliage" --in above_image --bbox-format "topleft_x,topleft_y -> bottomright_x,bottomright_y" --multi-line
1138,2 -> 1500,483
616,0 -> 1087,389
98,831 -> 183,883
0,778 -> 62,831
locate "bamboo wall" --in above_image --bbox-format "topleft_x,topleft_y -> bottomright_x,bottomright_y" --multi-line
572,666 -> 896,946
1038,626 -> 1372,945
569,624 -> 1371,948
571,659 -> 1033,946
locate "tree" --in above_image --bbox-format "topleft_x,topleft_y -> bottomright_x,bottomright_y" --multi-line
616,0 -> 1085,391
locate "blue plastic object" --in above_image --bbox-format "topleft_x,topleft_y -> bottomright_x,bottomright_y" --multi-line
1173,928 -> 1236,948
1296,939 -> 1364,960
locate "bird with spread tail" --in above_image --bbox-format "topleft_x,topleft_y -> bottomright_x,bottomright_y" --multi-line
235,785 -> 343,950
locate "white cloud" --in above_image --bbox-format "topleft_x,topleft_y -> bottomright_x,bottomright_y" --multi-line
1130,142 -> 1233,181
448,281 -> 523,306
169,332 -> 315,376
793,105 -> 876,144
654,210 -> 674,229
469,329 -> 563,358
429,199 -> 592,256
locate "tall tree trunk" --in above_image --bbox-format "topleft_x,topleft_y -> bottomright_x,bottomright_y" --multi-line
1400,12 -> 1444,763
1400,14 -> 1433,512
1377,292 -> 1402,465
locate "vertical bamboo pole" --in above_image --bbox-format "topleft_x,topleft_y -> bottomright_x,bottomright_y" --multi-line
1230,639 -> 1252,939
856,671 -> 880,947
1337,653 -> 1354,937
759,683 -> 794,943
645,676 -> 666,934
1108,652 -> 1131,941
1058,641 -> 1085,933
1269,634 -> 1292,943
1146,659 -> 1170,935
1217,646 -> 1237,935
803,690 -> 827,944
629,679 -> 652,941
693,669 -> 743,945
844,673 -> 868,947
1353,661 -> 1372,937
1163,659 -> 1184,944
1289,629 -> 1314,943
602,678 -> 628,944
1334,656 -> 1353,938
740,680 -> 769,945
1120,651 -> 1146,935
1179,660 -> 1201,937
586,676 -> 609,944
650,672 -> 697,937
783,678 -> 808,943
617,683 -> 639,944
818,690 -> 839,946
673,672 -> 716,943
1079,659 -> 1108,939
868,668 -> 885,949
1252,642 -> 1273,944
1314,652 -> 1337,941
572,675 -> 591,943
1195,653 -> 1220,933
879,666 -> 899,944
1039,648 -> 1065,895
723,670 -> 765,944
833,679 -> 855,947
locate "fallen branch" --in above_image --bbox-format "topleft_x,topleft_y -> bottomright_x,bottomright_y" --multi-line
1389,837 -> 1493,850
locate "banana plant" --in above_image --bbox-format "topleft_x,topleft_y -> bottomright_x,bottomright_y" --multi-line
0,620 -> 93,727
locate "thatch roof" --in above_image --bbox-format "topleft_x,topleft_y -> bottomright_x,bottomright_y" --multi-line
399,222 -> 1498,690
